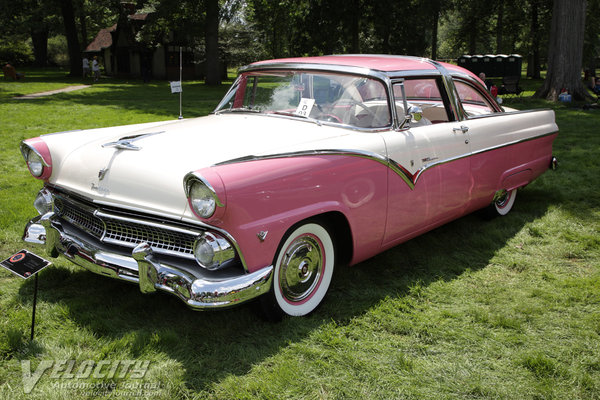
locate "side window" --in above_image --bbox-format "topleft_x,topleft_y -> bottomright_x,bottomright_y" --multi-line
454,80 -> 495,116
393,78 -> 450,126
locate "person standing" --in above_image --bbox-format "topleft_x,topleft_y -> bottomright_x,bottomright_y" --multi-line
82,56 -> 90,78
92,56 -> 100,82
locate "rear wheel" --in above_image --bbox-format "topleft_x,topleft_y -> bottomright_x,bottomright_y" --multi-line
261,222 -> 335,319
482,188 -> 517,218
494,188 -> 517,216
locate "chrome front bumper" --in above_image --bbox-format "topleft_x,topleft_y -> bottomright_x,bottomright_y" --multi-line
23,212 -> 273,309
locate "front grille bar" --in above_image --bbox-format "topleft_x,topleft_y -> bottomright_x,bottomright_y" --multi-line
54,195 -> 200,260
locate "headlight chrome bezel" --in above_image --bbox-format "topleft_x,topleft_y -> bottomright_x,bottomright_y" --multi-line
33,187 -> 54,215
184,172 -> 225,220
20,139 -> 52,180
193,232 -> 236,270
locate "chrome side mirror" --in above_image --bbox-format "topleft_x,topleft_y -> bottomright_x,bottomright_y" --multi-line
408,105 -> 423,122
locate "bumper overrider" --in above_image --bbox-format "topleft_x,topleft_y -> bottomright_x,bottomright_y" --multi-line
23,211 -> 273,310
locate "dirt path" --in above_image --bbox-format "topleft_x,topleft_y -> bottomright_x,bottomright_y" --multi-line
13,85 -> 91,99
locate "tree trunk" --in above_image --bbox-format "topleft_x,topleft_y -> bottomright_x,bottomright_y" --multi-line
79,6 -> 88,51
205,0 -> 221,85
350,0 -> 360,53
468,24 -> 477,54
431,6 -> 439,60
31,27 -> 49,67
60,0 -> 82,77
535,0 -> 590,101
528,0 -> 541,78
496,0 -> 504,53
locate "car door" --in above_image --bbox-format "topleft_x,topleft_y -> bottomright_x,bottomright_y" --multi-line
380,77 -> 473,246
451,78 -> 505,211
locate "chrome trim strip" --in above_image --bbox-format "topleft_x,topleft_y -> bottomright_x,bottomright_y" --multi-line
427,60 -> 466,121
239,62 -> 390,82
214,130 -> 558,190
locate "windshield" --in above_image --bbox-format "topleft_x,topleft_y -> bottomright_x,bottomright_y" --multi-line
215,70 -> 391,129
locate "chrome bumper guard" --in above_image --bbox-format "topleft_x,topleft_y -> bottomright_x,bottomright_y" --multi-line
23,213 -> 273,309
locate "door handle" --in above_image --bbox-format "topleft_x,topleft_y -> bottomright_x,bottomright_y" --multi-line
453,125 -> 469,134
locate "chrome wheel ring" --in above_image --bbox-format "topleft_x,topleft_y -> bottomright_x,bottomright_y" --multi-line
279,235 -> 324,303
272,223 -> 335,316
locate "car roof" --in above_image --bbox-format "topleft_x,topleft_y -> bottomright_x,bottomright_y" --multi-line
250,54 -> 476,77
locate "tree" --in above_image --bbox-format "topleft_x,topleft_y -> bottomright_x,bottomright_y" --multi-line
60,0 -> 82,76
204,0 -> 220,85
535,0 -> 590,100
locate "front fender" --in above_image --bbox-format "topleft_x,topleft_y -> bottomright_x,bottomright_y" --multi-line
193,155 -> 390,272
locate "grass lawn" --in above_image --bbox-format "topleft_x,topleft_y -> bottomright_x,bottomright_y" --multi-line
0,69 -> 598,400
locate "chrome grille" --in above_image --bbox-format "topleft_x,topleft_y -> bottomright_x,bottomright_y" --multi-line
54,196 -> 198,259
104,219 -> 195,255
55,199 -> 105,237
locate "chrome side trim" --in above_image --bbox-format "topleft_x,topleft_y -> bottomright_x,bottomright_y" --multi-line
214,131 -> 558,191
427,60 -> 466,121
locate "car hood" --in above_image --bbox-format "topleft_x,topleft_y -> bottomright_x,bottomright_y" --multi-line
46,114 -> 355,218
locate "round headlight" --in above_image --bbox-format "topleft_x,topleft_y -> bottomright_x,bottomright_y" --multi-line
26,149 -> 44,177
189,180 -> 216,218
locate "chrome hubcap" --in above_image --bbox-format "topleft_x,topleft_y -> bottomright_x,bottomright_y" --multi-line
496,192 -> 510,208
279,236 -> 323,303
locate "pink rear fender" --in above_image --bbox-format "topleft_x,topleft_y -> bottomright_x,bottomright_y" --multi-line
199,155 -> 390,272
470,132 -> 558,209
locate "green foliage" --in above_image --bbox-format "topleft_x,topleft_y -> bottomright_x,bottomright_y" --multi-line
0,40 -> 34,65
46,36 -> 69,67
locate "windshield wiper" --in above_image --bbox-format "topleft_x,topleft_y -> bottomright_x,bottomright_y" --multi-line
269,111 -> 322,126
218,107 -> 262,114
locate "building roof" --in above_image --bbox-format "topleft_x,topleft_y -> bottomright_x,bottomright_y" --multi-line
85,13 -> 149,53
85,24 -> 116,52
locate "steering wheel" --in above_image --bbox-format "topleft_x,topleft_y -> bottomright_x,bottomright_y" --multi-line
334,99 -> 387,127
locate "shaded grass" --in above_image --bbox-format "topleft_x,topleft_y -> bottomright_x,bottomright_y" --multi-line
0,69 -> 598,399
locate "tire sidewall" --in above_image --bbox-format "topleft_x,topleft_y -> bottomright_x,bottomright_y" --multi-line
495,189 -> 517,216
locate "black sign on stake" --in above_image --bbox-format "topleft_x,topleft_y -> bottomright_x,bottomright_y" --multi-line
1,249 -> 51,340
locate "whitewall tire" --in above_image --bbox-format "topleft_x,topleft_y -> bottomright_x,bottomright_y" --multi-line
269,222 -> 335,317
494,188 -> 517,216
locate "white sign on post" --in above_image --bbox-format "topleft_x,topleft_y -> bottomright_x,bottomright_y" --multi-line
295,98 -> 315,117
170,81 -> 182,93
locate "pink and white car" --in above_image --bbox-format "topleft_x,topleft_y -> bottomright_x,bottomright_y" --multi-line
21,55 -> 558,318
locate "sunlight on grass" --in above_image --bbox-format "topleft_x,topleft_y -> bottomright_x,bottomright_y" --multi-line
0,69 -> 598,399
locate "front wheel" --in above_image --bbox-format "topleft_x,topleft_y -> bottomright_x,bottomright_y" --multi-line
261,222 -> 335,319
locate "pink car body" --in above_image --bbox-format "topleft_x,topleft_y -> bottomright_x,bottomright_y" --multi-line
21,55 -> 558,317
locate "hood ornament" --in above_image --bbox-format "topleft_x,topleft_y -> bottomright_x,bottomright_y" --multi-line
102,130 -> 165,151
102,139 -> 141,151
